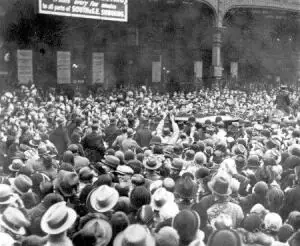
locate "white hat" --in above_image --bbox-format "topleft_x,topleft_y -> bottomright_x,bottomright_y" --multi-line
0,184 -> 16,205
264,212 -> 282,232
86,185 -> 119,213
0,232 -> 15,246
41,201 -> 77,235
159,202 -> 179,221
116,165 -> 134,175
0,207 -> 30,235
113,224 -> 155,246
250,204 -> 269,215
151,187 -> 174,211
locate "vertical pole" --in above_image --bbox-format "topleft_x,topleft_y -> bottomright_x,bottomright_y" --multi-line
212,0 -> 224,86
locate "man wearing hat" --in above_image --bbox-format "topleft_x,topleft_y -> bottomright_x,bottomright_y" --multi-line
0,206 -> 30,241
169,158 -> 184,181
82,124 -> 105,162
67,144 -> 89,172
54,170 -> 80,208
275,85 -> 291,115
104,117 -> 121,148
100,155 -> 120,174
134,118 -> 152,147
121,128 -> 139,152
144,156 -> 162,182
206,175 -> 244,228
281,160 -> 300,221
49,118 -> 70,158
41,201 -> 76,246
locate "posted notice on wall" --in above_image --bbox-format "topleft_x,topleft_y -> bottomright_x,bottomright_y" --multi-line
194,61 -> 203,79
230,62 -> 238,78
17,50 -> 33,84
92,52 -> 104,84
57,51 -> 71,84
152,61 -> 161,83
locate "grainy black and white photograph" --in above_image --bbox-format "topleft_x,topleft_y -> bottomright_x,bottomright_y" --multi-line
0,0 -> 299,245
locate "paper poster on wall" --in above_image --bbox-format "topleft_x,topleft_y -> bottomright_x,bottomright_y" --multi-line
152,61 -> 161,83
17,50 -> 33,84
92,52 -> 104,84
57,51 -> 71,84
230,62 -> 238,78
194,61 -> 203,79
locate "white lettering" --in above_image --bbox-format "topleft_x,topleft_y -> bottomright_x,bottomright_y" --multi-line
54,5 -> 66,11
74,0 -> 88,6
72,6 -> 100,14
58,0 -> 71,4
101,3 -> 117,9
90,1 -> 99,7
101,9 -> 124,17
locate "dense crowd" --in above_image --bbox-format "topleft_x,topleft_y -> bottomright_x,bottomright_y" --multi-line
0,83 -> 300,246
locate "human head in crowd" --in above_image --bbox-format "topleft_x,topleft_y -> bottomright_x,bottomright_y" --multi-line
0,84 -> 300,245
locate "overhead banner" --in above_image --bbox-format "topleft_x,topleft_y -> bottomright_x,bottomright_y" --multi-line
152,61 -> 161,83
230,62 -> 238,78
57,51 -> 71,84
38,0 -> 128,22
17,50 -> 33,84
92,52 -> 105,84
194,61 -> 203,79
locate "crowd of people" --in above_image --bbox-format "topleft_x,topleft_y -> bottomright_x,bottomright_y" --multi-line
0,83 -> 300,246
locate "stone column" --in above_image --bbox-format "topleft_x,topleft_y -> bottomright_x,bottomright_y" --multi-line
212,28 -> 222,75
212,0 -> 225,82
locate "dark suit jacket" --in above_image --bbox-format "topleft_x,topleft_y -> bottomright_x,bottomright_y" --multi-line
135,127 -> 152,147
281,184 -> 300,220
104,124 -> 120,147
49,127 -> 70,156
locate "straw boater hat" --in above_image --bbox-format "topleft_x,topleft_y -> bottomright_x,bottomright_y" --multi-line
113,224 -> 155,246
29,135 -> 42,147
0,184 -> 16,205
143,156 -> 162,170
41,201 -> 77,235
0,207 -> 30,235
8,159 -> 24,172
87,185 -> 119,213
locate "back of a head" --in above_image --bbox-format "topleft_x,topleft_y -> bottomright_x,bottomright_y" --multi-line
62,150 -> 74,164
21,235 -> 47,246
207,229 -> 242,246
42,193 -> 64,208
266,187 -> 284,212
172,209 -> 200,245
156,227 -> 180,246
